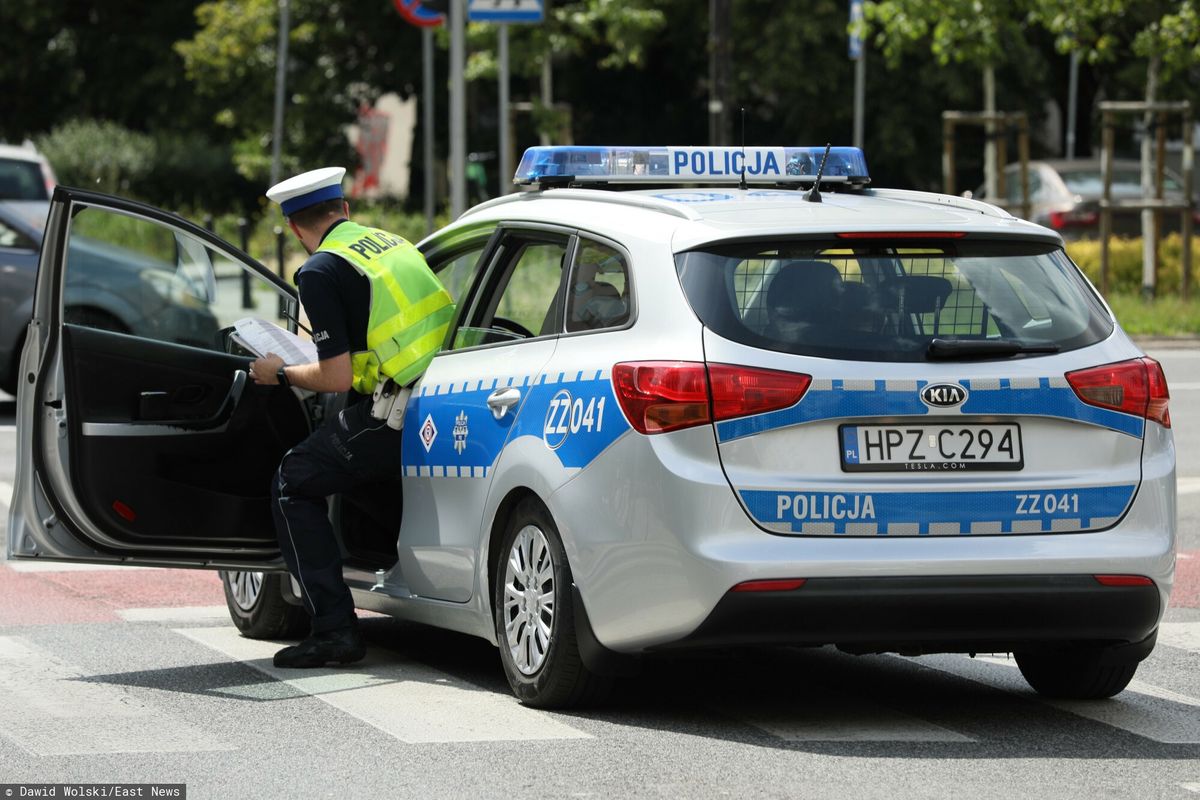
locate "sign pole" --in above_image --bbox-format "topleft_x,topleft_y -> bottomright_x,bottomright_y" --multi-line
498,23 -> 511,195
849,0 -> 864,150
423,27 -> 436,233
270,0 -> 290,186
450,0 -> 466,217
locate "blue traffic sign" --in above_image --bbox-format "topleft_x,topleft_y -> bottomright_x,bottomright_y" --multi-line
467,0 -> 544,23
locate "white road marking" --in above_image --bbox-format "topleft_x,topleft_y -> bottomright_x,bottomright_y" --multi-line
0,480 -> 11,509
1169,382 -> 1200,391
916,653 -> 1200,744
1178,477 -> 1200,495
1158,621 -> 1200,653
176,626 -> 591,744
1181,783 -> 1200,794
119,605 -> 230,622
726,691 -> 973,742
0,635 -> 233,756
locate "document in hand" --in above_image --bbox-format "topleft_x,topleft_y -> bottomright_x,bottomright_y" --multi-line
232,317 -> 318,365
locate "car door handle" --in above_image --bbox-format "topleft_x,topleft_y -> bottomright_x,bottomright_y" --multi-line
486,386 -> 521,419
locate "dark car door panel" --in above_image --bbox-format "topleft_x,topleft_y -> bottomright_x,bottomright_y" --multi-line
59,316 -> 308,552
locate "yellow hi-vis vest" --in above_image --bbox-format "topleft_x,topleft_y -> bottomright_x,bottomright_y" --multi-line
316,221 -> 454,395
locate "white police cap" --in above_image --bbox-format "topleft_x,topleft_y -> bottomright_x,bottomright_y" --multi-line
266,166 -> 347,216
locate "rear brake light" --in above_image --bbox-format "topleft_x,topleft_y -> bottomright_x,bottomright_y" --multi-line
708,364 -> 810,421
732,578 -> 807,592
1094,575 -> 1154,587
612,362 -> 710,434
1048,210 -> 1099,229
1066,357 -> 1170,428
836,231 -> 967,239
613,362 -> 811,435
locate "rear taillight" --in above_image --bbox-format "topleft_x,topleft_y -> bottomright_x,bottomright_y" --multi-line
612,362 -> 811,435
612,362 -> 710,434
1049,210 -> 1098,229
1066,357 -> 1170,428
708,364 -> 811,421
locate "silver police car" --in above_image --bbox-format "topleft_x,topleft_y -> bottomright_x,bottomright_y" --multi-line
8,146 -> 1175,708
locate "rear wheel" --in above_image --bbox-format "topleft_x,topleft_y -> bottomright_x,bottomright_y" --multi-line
220,570 -> 309,639
494,498 -> 610,708
1015,649 -> 1139,699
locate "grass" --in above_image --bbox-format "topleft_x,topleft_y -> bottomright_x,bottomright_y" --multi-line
1105,292 -> 1200,337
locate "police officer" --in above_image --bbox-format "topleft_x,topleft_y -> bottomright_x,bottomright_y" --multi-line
251,167 -> 454,668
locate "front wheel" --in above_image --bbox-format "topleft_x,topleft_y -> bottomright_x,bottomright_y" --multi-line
494,498 -> 610,708
1015,648 -> 1139,699
220,570 -> 309,639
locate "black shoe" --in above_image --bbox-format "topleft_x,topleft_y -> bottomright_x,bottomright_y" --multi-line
273,626 -> 366,668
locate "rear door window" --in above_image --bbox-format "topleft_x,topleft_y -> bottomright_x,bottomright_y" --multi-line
676,239 -> 1113,362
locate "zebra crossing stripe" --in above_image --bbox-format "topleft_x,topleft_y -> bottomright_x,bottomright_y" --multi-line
175,626 -> 591,744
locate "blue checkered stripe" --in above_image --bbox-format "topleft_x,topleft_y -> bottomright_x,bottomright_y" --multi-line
739,484 -> 1137,535
715,376 -> 1144,443
401,368 -> 626,478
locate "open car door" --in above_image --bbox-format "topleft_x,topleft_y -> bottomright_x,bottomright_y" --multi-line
7,188 -> 311,569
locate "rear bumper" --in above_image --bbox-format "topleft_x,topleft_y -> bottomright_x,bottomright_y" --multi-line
651,575 -> 1161,659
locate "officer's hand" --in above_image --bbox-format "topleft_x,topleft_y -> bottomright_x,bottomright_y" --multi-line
249,352 -> 285,384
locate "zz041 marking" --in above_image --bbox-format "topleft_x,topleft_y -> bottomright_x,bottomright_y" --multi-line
1016,492 -> 1080,515
543,389 -> 607,450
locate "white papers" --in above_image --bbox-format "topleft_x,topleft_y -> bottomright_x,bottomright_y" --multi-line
232,317 -> 317,365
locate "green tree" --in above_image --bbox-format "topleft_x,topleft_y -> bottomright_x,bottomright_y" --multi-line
177,0 -> 425,185
861,0 -> 1039,195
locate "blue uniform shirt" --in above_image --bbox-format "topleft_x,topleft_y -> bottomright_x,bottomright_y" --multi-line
295,219 -> 370,362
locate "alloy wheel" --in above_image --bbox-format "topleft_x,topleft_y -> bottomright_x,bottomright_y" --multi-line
502,524 -> 556,675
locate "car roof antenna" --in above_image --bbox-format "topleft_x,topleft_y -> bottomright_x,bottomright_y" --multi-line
804,142 -> 833,203
738,108 -> 748,191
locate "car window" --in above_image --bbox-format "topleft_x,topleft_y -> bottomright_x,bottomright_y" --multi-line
1005,170 -> 1042,203
1062,169 -> 1183,196
0,158 -> 48,201
0,217 -> 34,249
565,239 -> 630,332
64,205 -> 293,351
452,235 -> 568,349
430,243 -> 489,305
676,240 -> 1113,362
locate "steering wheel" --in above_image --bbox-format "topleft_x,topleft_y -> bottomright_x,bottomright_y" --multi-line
491,316 -> 535,339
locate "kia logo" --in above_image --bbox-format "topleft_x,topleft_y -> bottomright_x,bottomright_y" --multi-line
920,383 -> 968,408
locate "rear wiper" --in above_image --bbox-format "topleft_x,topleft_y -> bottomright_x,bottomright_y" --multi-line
926,338 -> 1061,360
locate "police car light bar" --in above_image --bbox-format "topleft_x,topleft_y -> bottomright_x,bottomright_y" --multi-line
513,146 -> 870,187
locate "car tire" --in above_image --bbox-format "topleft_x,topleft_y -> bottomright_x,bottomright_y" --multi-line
493,498 -> 611,709
220,570 -> 309,640
1014,649 -> 1138,699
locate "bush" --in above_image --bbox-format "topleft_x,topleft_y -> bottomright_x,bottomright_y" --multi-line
36,119 -> 156,195
1066,235 -> 1191,295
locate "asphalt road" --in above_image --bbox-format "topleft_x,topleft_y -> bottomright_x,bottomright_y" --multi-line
0,346 -> 1198,799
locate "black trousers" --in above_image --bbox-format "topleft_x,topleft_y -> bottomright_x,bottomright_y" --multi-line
271,397 -> 404,634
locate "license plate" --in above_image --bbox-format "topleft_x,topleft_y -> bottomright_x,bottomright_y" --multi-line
840,423 -> 1023,472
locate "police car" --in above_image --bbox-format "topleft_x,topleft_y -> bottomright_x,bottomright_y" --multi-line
7,145 -> 1175,708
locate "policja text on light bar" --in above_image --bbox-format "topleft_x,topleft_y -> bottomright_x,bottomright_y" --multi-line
513,146 -> 870,186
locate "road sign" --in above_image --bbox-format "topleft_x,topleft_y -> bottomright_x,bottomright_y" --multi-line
393,0 -> 445,28
849,0 -> 863,60
467,0 -> 544,23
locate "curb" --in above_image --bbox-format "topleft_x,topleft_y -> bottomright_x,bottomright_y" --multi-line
1132,335 -> 1200,349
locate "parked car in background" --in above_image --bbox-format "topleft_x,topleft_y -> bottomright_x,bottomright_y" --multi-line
0,200 -> 220,395
0,143 -> 56,200
972,159 -> 1198,239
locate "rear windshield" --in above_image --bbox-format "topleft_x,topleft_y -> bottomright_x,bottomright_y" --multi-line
675,240 -> 1113,362
0,157 -> 48,200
